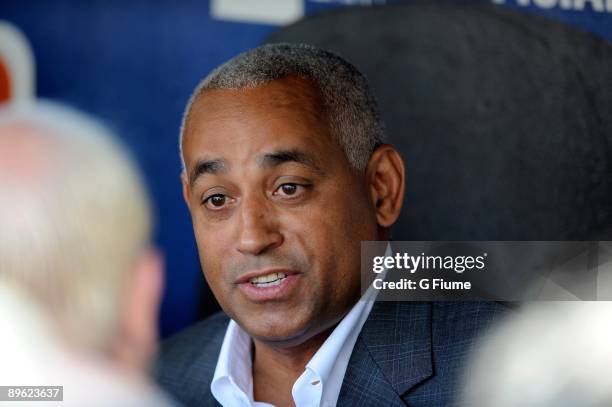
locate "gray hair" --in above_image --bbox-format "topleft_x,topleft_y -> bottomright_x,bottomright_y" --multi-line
179,43 -> 384,172
0,102 -> 152,350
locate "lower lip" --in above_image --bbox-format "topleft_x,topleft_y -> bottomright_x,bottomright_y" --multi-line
237,274 -> 301,302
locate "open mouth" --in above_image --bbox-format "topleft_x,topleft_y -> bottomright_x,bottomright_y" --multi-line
249,272 -> 287,288
238,270 -> 300,301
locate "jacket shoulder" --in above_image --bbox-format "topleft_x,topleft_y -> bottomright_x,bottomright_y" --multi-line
338,301 -> 510,407
432,300 -> 510,344
154,312 -> 229,406
410,301 -> 510,405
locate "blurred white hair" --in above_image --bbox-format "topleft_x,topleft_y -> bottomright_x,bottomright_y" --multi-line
462,302 -> 612,407
0,101 -> 152,351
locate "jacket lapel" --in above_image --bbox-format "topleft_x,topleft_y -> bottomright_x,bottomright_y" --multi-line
337,301 -> 433,406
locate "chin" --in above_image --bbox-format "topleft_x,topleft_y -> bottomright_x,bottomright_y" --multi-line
238,313 -> 313,346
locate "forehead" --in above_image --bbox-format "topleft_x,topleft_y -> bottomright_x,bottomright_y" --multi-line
182,77 -> 340,169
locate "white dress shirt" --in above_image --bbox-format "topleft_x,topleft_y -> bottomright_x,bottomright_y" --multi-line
210,280 -> 379,407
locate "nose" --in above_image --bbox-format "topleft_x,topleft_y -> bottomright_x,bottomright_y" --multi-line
235,193 -> 283,256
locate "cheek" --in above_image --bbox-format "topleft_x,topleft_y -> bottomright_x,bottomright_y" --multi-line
310,185 -> 375,241
323,192 -> 376,271
192,218 -> 234,289
192,209 -> 233,253
290,188 -> 375,278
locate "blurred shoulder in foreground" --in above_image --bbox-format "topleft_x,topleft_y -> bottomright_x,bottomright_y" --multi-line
462,301 -> 612,407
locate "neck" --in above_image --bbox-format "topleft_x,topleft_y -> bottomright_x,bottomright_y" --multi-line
252,326 -> 334,406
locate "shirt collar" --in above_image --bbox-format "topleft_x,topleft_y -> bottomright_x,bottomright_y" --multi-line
305,277 -> 378,396
211,319 -> 262,406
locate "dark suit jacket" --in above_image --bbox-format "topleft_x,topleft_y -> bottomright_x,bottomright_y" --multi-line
155,301 -> 507,406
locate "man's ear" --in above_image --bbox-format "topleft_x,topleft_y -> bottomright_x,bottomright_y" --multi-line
181,171 -> 191,209
110,247 -> 164,375
366,144 -> 405,228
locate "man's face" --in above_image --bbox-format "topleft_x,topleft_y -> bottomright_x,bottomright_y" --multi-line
182,77 -> 379,346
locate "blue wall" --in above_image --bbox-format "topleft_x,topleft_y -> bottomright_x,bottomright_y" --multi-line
1,0 -> 610,337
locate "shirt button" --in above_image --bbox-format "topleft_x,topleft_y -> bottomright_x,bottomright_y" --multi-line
311,380 -> 321,386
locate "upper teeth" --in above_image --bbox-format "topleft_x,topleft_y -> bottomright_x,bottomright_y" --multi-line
250,272 -> 287,284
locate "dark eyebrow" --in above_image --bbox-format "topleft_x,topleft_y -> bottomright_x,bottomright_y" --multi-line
188,158 -> 228,188
260,149 -> 324,173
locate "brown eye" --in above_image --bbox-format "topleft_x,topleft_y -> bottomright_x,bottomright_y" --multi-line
204,194 -> 227,209
274,183 -> 308,199
280,183 -> 298,195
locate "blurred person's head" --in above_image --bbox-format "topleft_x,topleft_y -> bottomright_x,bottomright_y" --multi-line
179,43 -> 405,347
0,102 -> 163,375
462,302 -> 612,407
